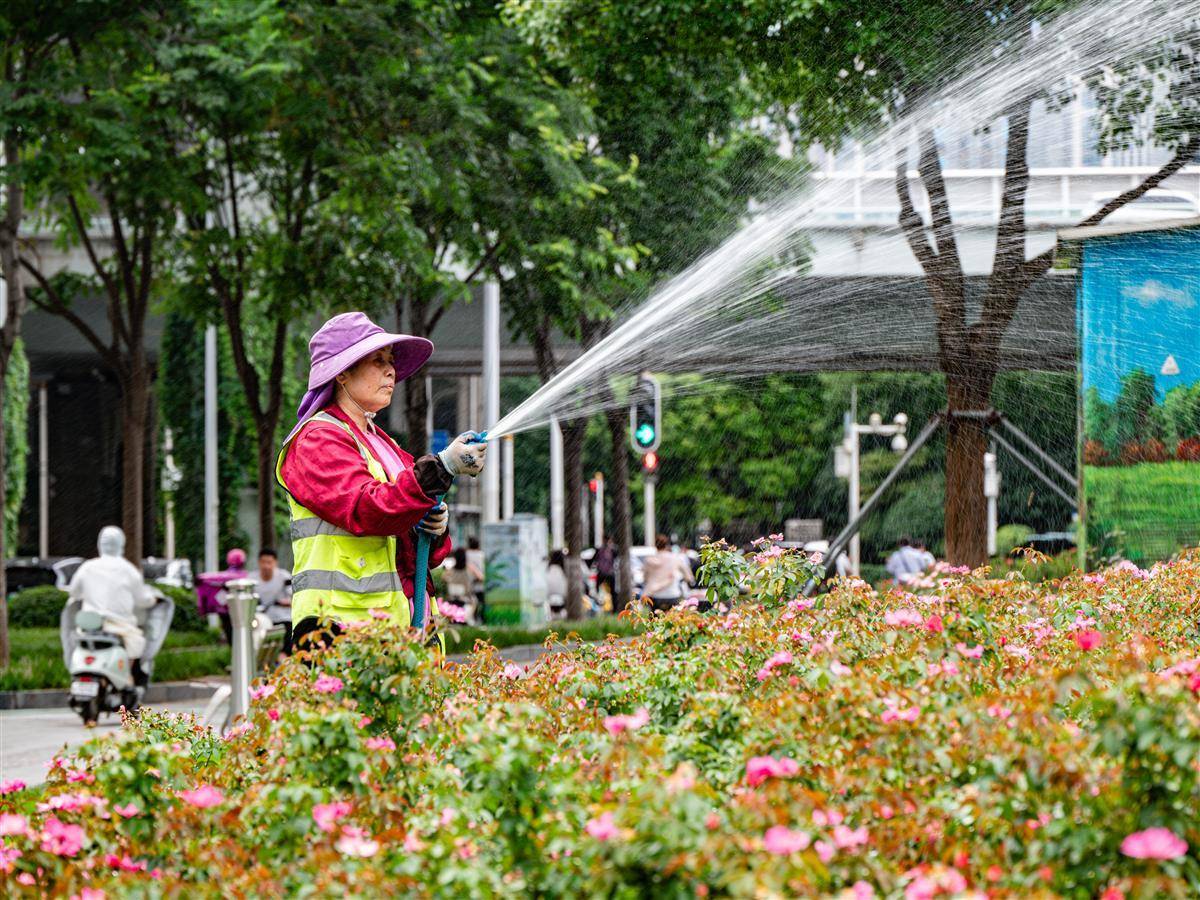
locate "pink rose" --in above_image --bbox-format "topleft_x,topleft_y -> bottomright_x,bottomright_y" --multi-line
832,824 -> 869,850
763,825 -> 810,855
0,779 -> 26,795
1074,629 -> 1103,651
1120,827 -> 1187,860
178,785 -> 225,809
336,826 -> 379,857
955,642 -> 984,659
604,707 -> 650,736
440,603 -> 468,624
501,663 -> 523,680
313,674 -> 344,694
365,736 -> 396,752
585,811 -> 619,841
40,817 -> 86,856
0,814 -> 30,837
250,683 -> 276,701
313,801 -> 353,833
113,803 -> 139,819
745,755 -> 800,787
884,609 -> 923,628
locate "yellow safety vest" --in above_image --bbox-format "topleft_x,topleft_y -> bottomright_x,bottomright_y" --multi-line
276,412 -> 414,628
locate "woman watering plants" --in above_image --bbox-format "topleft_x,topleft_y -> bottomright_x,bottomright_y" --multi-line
277,312 -> 487,652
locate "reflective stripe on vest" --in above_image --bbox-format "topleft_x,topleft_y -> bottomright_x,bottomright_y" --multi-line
290,518 -> 356,541
291,569 -> 403,595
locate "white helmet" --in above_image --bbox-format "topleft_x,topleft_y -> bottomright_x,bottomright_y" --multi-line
98,525 -> 126,558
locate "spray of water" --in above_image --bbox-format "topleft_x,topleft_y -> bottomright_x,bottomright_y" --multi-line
487,0 -> 1199,440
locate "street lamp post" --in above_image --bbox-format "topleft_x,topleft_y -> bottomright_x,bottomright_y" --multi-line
834,410 -> 908,576
984,449 -> 1000,557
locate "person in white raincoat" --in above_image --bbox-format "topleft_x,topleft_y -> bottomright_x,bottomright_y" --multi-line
68,526 -> 156,669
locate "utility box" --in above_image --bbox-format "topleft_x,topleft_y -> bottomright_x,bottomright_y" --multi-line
482,514 -> 549,626
1062,217 -> 1200,564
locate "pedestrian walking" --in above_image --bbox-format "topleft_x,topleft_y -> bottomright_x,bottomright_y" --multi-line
641,534 -> 694,612
885,536 -> 930,584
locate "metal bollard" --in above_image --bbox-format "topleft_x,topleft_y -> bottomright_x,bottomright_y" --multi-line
224,578 -> 258,722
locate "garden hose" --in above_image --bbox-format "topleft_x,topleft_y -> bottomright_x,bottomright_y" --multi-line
411,432 -> 488,631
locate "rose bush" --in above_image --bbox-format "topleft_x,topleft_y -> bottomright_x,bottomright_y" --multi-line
3,540 -> 1200,897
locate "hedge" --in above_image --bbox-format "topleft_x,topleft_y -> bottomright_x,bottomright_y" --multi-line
4,543 -> 1200,896
4,583 -> 211,633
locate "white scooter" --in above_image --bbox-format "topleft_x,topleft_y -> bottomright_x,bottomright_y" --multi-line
60,589 -> 175,725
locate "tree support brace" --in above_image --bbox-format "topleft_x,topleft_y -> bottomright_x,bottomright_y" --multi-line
803,409 -> 1078,595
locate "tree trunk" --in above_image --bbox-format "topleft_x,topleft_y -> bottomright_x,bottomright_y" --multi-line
943,366 -> 994,567
0,368 -> 8,666
1,124 -> 25,667
398,297 -> 431,453
404,375 -> 429,455
605,407 -> 633,612
255,423 -> 278,550
562,418 -> 587,620
120,364 -> 150,564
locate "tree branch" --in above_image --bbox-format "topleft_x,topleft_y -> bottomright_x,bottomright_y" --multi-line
19,255 -> 120,371
1078,134 -> 1200,230
288,154 -> 314,244
896,138 -> 966,366
917,130 -> 963,280
65,194 -> 122,309
103,191 -> 138,311
895,160 -> 937,272
992,99 -> 1032,282
463,239 -> 503,286
132,220 -> 154,345
1010,132 -> 1200,302
225,134 -> 247,306
265,313 -> 288,423
978,97 -> 1035,341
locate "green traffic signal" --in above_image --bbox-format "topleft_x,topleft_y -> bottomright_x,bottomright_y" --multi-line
635,422 -> 656,446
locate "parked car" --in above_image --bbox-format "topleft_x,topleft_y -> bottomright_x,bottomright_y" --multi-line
1088,188 -> 1198,223
4,556 -> 83,594
143,556 -> 194,589
5,555 -> 193,596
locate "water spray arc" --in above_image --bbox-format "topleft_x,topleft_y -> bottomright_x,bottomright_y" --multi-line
490,0 -> 1200,441
479,0 -> 1197,563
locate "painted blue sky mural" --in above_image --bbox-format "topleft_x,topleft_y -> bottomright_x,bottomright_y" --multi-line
1079,226 -> 1200,402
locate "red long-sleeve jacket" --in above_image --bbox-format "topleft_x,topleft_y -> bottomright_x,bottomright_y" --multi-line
279,405 -> 453,603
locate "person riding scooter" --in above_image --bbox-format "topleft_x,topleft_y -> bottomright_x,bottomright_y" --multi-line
67,526 -> 156,687
62,526 -> 174,725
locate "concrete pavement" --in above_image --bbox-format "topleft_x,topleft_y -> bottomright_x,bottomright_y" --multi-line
0,699 -> 210,787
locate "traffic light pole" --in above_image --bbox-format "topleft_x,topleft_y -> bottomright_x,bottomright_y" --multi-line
643,474 -> 656,547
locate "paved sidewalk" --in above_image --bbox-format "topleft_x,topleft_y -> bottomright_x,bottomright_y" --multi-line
0,699 -> 211,787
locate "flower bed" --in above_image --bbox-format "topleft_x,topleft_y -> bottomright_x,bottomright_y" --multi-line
3,544 -> 1200,897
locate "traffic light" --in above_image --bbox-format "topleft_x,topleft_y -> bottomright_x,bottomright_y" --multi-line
629,372 -> 661,453
642,450 -> 659,474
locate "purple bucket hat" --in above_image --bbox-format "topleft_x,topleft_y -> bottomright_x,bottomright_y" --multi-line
285,312 -> 433,446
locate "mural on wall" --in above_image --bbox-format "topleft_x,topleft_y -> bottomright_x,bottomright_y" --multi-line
1078,224 -> 1200,563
